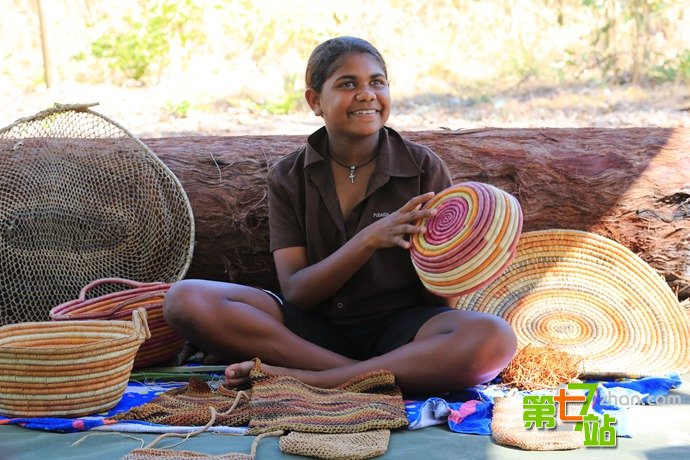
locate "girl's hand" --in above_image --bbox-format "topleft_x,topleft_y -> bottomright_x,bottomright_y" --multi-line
363,192 -> 437,250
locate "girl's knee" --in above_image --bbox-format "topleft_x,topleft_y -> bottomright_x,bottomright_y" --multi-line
446,314 -> 518,386
163,280 -> 206,327
163,280 -> 254,329
489,315 -> 518,354
475,315 -> 517,363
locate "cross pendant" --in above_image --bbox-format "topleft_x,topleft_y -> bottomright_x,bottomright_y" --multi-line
348,166 -> 356,184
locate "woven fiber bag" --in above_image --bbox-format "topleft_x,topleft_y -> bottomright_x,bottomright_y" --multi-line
0,308 -> 150,417
50,278 -> 183,369
491,396 -> 584,451
457,229 -> 690,377
279,430 -> 391,459
121,407 -> 281,460
0,103 -> 194,326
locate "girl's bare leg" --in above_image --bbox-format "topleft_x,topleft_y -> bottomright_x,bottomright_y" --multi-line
163,279 -> 356,371
165,280 -> 516,393
225,310 -> 517,393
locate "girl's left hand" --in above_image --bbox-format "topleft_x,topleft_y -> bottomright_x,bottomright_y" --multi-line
361,192 -> 437,250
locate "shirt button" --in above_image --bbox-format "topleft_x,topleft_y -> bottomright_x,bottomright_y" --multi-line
337,302 -> 344,309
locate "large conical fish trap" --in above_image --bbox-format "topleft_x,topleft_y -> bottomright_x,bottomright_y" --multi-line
0,104 -> 194,326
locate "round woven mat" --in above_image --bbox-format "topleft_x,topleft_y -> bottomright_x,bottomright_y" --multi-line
457,229 -> 690,376
0,104 -> 194,326
410,182 -> 523,297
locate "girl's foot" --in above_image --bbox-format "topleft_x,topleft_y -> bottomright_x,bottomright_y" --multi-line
224,359 -> 316,387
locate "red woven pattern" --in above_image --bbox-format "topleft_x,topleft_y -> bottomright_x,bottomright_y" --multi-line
410,182 -> 523,297
50,278 -> 184,368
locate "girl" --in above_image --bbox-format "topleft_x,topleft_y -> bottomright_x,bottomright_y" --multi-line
164,36 -> 516,393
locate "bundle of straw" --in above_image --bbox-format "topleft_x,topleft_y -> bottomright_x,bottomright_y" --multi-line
501,345 -> 583,391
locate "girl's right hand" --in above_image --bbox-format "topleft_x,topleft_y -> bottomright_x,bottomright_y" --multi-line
362,192 -> 437,250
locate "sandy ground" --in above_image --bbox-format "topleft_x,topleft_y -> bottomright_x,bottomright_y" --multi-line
1,81 -> 689,137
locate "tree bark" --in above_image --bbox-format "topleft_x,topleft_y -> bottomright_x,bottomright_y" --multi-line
146,127 -> 690,299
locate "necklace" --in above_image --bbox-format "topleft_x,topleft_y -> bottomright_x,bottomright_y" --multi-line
329,151 -> 379,184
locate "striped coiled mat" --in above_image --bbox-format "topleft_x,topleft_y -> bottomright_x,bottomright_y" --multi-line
457,229 -> 690,377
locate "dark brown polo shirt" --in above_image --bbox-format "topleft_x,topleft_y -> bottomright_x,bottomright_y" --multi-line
267,126 -> 452,324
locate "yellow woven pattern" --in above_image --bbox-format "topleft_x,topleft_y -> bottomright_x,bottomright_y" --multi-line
457,229 -> 690,377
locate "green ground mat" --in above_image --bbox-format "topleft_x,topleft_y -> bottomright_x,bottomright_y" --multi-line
1,371 -> 689,459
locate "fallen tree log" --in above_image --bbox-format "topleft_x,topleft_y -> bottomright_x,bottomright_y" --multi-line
146,127 -> 690,299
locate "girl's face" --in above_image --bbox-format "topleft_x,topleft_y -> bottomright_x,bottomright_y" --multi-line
307,52 -> 391,141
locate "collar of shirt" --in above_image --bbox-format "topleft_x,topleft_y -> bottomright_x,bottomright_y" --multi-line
302,126 -> 424,181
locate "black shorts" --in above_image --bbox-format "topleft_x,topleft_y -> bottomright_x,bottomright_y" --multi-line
264,290 -> 452,361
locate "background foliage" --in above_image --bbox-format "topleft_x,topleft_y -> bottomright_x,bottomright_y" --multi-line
1,0 -> 689,117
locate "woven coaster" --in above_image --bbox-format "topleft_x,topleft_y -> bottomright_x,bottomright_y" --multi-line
410,182 -> 522,297
491,396 -> 584,451
457,229 -> 690,377
279,429 -> 390,459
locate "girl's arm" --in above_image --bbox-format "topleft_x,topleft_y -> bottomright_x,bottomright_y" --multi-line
274,192 -> 437,310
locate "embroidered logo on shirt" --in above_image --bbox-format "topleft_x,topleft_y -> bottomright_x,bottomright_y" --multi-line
372,212 -> 390,218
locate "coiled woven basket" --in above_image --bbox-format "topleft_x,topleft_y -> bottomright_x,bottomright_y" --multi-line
410,182 -> 523,297
50,278 -> 183,369
0,308 -> 150,417
457,229 -> 690,377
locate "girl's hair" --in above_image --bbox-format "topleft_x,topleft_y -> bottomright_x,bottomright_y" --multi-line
305,36 -> 387,92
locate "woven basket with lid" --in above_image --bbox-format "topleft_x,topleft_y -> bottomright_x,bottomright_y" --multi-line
0,309 -> 150,417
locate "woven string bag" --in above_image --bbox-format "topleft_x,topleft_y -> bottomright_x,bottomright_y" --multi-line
50,278 -> 184,369
0,308 -> 150,417
279,430 -> 391,459
0,104 -> 194,326
457,229 -> 690,377
121,406 -> 282,460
